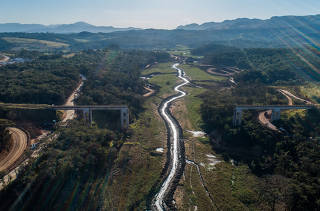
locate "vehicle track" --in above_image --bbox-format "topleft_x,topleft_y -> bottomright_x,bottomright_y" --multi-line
153,63 -> 190,210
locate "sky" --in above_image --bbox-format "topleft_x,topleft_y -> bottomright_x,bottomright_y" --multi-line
0,0 -> 319,29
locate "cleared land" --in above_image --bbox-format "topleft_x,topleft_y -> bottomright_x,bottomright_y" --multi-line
2,37 -> 69,51
180,64 -> 227,81
0,128 -> 27,172
142,62 -> 176,75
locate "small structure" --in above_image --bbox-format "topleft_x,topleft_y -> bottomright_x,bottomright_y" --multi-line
52,105 -> 129,129
233,105 -> 316,126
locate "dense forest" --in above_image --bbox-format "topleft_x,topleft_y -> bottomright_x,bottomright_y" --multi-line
201,87 -> 320,210
197,43 -> 320,209
0,53 -> 80,104
0,49 -> 170,108
193,43 -> 320,82
0,121 -> 121,210
0,49 -> 171,210
76,50 -> 170,116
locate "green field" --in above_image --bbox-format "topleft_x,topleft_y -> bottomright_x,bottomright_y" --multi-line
142,62 -> 176,75
142,63 -> 179,98
180,64 -> 227,81
168,45 -> 204,59
299,83 -> 320,103
2,37 -> 69,51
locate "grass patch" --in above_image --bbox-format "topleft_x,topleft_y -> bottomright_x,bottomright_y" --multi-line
180,64 -> 227,81
168,45 -> 204,59
148,71 -> 179,98
3,37 -> 69,48
62,53 -> 75,58
183,86 -> 206,130
281,109 -> 307,120
103,99 -> 167,210
142,62 -> 176,75
299,83 -> 320,103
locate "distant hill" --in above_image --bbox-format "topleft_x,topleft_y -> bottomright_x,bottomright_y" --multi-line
0,14 -> 319,51
0,22 -> 140,33
177,14 -> 320,31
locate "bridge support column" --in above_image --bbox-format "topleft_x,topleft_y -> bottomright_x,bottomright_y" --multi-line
233,109 -> 243,127
271,109 -> 281,121
120,108 -> 129,129
82,108 -> 90,123
89,109 -> 93,125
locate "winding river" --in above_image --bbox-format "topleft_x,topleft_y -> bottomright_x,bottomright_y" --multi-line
153,63 -> 190,210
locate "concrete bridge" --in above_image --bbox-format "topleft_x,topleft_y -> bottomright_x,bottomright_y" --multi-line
0,103 -> 129,129
52,105 -> 129,129
233,105 -> 316,126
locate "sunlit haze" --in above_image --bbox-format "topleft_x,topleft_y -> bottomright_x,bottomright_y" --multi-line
0,0 -> 319,28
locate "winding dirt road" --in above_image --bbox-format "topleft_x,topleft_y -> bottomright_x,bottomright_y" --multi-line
153,64 -> 190,210
258,89 -> 312,131
0,54 -> 10,63
279,89 -> 312,105
62,76 -> 85,122
0,128 -> 27,172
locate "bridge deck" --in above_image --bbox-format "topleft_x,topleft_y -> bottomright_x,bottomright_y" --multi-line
236,105 -> 317,110
52,105 -> 128,110
0,103 -> 128,110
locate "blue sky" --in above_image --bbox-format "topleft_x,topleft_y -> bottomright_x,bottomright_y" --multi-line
0,0 -> 319,29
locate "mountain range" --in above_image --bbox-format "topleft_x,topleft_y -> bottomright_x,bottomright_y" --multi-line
0,22 -> 139,33
177,14 -> 320,31
0,14 -> 319,34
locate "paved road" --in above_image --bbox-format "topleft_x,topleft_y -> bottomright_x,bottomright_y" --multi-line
153,63 -> 190,210
0,128 -> 27,172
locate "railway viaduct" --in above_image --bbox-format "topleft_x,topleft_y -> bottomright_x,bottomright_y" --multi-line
52,105 -> 129,129
0,104 -> 129,129
233,105 -> 317,126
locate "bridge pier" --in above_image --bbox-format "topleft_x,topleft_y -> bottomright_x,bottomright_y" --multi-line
52,105 -> 130,129
271,109 -> 281,121
120,108 -> 129,129
233,109 -> 243,126
233,105 -> 315,127
82,108 -> 89,122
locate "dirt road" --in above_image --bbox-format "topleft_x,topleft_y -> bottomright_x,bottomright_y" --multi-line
0,54 -> 10,63
278,89 -> 312,104
61,79 -> 84,122
258,110 -> 280,132
143,86 -> 155,97
0,128 -> 27,172
278,90 -> 293,106
258,89 -> 311,131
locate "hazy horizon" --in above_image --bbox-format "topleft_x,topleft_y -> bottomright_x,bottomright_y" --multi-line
0,0 -> 319,29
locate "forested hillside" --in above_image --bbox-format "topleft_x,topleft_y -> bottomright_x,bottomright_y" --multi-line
0,122 -> 120,210
193,44 -> 320,81
0,49 -> 170,106
197,43 -> 320,210
0,49 -> 171,210
0,14 -> 319,51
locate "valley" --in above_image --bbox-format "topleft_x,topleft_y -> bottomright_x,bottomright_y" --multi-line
0,12 -> 319,211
